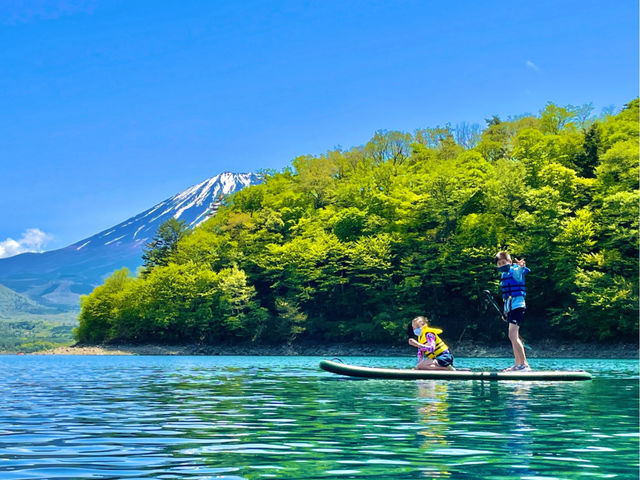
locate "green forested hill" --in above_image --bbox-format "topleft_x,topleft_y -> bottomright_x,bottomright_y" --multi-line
0,284 -> 50,317
0,284 -> 76,352
75,100 -> 639,346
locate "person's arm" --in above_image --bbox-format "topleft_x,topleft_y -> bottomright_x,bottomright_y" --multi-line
410,333 -> 437,350
411,334 -> 436,352
410,337 -> 428,363
424,332 -> 436,353
514,258 -> 530,273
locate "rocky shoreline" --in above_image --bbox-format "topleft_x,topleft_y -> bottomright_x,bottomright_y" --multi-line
28,340 -> 639,358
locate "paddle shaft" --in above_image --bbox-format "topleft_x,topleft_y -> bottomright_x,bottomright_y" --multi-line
483,290 -> 506,322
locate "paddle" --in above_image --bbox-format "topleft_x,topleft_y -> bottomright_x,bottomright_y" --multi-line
483,289 -> 506,322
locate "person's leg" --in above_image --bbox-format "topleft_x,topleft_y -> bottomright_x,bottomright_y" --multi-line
416,358 -> 450,370
415,358 -> 436,369
519,334 -> 528,366
508,323 -> 527,366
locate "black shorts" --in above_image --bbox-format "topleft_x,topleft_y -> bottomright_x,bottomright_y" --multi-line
507,307 -> 525,326
435,350 -> 454,367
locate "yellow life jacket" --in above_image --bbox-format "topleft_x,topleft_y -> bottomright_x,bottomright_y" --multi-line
417,326 -> 449,358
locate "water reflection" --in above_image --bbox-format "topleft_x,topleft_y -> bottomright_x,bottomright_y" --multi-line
417,381 -> 450,445
416,381 -> 451,478
503,383 -> 534,476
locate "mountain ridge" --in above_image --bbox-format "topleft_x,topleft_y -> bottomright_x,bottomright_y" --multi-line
0,171 -> 261,310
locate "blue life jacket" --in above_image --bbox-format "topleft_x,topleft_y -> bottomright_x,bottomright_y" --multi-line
500,265 -> 526,300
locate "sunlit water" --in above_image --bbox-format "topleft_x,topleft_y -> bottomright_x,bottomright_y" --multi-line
0,355 -> 637,479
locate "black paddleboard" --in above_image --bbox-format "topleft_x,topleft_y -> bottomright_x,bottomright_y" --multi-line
319,360 -> 593,381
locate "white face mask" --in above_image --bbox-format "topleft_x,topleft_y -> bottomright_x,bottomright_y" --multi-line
413,328 -> 422,336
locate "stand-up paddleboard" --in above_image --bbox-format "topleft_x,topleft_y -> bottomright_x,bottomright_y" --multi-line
319,360 -> 592,381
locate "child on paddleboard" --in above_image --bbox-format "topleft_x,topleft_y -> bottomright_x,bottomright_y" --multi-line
495,251 -> 531,372
408,316 -> 455,370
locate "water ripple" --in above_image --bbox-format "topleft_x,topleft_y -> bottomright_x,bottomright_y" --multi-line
0,355 -> 637,479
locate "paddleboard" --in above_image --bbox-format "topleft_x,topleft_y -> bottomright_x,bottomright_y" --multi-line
319,360 -> 592,381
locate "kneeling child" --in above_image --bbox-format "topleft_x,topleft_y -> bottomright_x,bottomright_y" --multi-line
408,316 -> 455,370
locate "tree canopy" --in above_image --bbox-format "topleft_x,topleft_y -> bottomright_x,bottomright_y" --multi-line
75,100 -> 639,346
141,218 -> 190,275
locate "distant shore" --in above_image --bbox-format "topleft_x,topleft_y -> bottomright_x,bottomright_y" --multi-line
26,340 -> 639,358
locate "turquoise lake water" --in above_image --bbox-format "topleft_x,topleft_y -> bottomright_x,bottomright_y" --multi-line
1,355 -> 637,479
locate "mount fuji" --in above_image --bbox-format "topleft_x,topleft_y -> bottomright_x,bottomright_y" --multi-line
0,172 -> 261,310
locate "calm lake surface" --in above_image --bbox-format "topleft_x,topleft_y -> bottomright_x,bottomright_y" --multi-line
1,356 -> 638,480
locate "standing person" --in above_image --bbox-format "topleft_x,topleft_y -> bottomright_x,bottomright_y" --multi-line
495,251 -> 531,371
408,316 -> 455,370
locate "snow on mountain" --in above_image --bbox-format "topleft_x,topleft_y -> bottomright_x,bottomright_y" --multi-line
68,171 -> 259,251
0,172 -> 261,310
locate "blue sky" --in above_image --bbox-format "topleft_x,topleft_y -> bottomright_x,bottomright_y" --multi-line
1,0 -> 637,254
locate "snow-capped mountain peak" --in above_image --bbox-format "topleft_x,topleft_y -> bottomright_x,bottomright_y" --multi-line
0,171 -> 261,308
71,172 -> 261,250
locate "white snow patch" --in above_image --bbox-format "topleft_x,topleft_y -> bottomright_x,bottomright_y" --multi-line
171,174 -> 221,202
142,201 -> 168,219
191,210 -> 210,226
173,176 -> 228,219
151,207 -> 174,222
133,225 -> 145,239
76,240 -> 91,251
104,235 -> 126,246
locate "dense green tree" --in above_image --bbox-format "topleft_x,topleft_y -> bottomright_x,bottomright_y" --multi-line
76,99 -> 639,346
539,102 -> 577,134
141,218 -> 190,274
74,268 -> 134,343
574,123 -> 601,178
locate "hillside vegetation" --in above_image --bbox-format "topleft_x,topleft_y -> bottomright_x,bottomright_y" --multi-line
0,284 -> 51,316
75,100 -> 639,346
0,312 -> 76,353
0,285 -> 75,352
